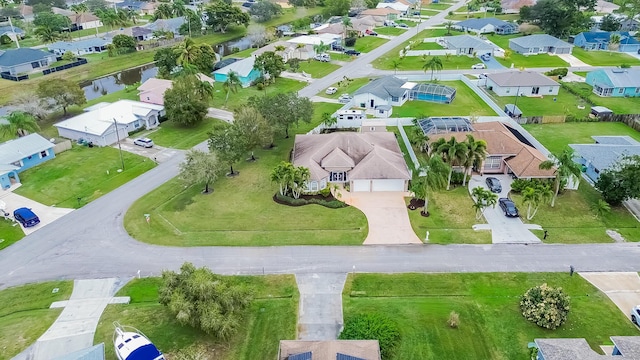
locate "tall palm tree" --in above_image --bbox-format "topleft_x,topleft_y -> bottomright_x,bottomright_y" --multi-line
432,136 -> 468,190
96,9 -> 119,30
461,134 -> 487,186
391,59 -> 401,74
422,56 -> 443,81
410,119 -> 429,154
522,184 -> 553,220
445,21 -> 455,35
70,3 -> 88,14
0,111 -> 40,138
539,147 -> 582,207
34,26 -> 60,43
174,38 -> 202,66
195,79 -> 215,100
608,33 -> 621,52
313,41 -> 329,56
411,154 -> 449,215
154,3 -> 174,20
172,0 -> 187,17
223,71 -> 241,107
341,16 -> 352,43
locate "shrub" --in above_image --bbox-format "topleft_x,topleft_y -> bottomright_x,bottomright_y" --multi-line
319,187 -> 331,197
450,171 -> 470,185
275,192 -> 347,208
345,37 -> 356,47
544,68 -> 568,77
510,178 -> 549,193
448,311 -> 460,328
0,34 -> 12,45
339,313 -> 401,359
520,283 -> 570,330
620,63 -> 631,68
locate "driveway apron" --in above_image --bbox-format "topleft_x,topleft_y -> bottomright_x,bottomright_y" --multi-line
580,272 -> 640,322
296,273 -> 347,340
0,189 -> 74,236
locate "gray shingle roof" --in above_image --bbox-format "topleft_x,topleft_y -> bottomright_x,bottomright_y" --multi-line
611,337 -> 640,358
510,34 -> 573,49
569,137 -> 640,171
487,71 -> 559,87
535,338 -> 605,360
455,17 -> 514,30
0,26 -> 24,34
0,48 -> 52,67
445,34 -> 497,50
592,135 -> 638,145
0,133 -> 54,165
144,17 -> 185,33
49,38 -> 112,52
354,76 -> 407,99
594,69 -> 640,88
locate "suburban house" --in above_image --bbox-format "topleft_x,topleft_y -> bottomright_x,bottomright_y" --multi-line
359,7 -> 401,20
585,68 -> 640,97
116,0 -> 146,12
0,26 -> 24,41
140,1 -> 160,15
0,48 -> 57,76
353,76 -> 411,110
279,340 -> 381,360
67,12 -> 103,31
54,100 -> 164,146
48,38 -> 112,56
107,26 -> 154,42
509,34 -> 573,55
287,34 -> 342,51
423,120 -> 555,179
454,17 -> 519,34
143,17 -> 185,35
315,17 -> 376,37
336,109 -> 365,121
18,4 -> 34,22
0,134 -> 55,190
572,31 -> 640,53
443,34 -> 497,56
591,15 -> 639,32
376,1 -> 409,15
569,136 -> 640,182
212,57 -> 261,88
292,127 -> 412,192
137,74 -> 213,105
535,336 -> 640,359
486,71 -> 560,96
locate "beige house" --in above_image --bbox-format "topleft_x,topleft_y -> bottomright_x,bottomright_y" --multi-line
359,7 -> 401,20
138,74 -> 214,105
279,340 -> 381,360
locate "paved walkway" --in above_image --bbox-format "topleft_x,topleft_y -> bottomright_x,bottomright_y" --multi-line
0,187 -> 74,236
296,273 -> 347,340
206,107 -> 234,123
580,272 -> 640,321
14,278 -> 129,360
343,191 -> 422,245
557,54 -> 590,67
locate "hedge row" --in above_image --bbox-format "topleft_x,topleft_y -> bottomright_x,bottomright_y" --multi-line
275,193 -> 347,208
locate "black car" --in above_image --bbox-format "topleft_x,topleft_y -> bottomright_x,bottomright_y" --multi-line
344,49 -> 361,56
485,177 -> 502,193
332,44 -> 345,52
499,198 -> 519,218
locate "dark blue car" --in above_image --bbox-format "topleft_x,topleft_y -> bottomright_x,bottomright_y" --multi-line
14,207 -> 40,228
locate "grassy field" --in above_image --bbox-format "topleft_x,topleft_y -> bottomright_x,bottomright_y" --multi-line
147,118 -> 229,149
342,273 -> 640,360
486,34 -> 521,49
0,220 -> 25,250
322,77 -> 372,99
423,2 -> 454,10
354,36 -> 389,53
377,54 -> 481,71
495,53 -> 569,68
296,60 -> 341,78
412,41 -> 445,50
375,26 -> 408,36
562,82 -> 640,114
420,9 -> 441,16
124,102 -> 368,246
0,281 -> 73,359
490,88 -> 591,117
330,52 -> 357,62
94,275 -> 298,360
571,48 -> 640,66
394,81 -> 496,118
14,145 -> 156,208
209,78 -> 306,111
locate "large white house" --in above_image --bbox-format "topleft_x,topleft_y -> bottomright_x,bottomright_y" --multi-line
486,71 -> 560,97
352,76 -> 411,110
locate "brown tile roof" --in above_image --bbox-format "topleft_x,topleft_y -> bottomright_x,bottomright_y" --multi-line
279,340 -> 381,360
360,7 -> 401,16
69,12 -> 101,25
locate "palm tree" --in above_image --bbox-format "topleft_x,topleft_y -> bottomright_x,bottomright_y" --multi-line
422,56 -> 443,81
223,71 -> 241,107
341,16 -> 352,43
172,0 -> 187,17
313,41 -> 329,56
0,111 -> 40,138
195,79 -> 215,100
591,199 -> 611,218
411,154 -> 449,215
461,134 -> 487,186
321,112 -> 337,128
539,147 -> 582,207
409,119 -> 429,154
274,45 -> 286,52
471,186 -> 497,220
154,3 -> 174,19
34,26 -> 60,43
522,184 -> 553,220
70,3 -> 88,14
295,43 -> 305,59
445,21 -> 455,35
391,59 -> 401,74
96,9 -> 119,30
432,136 -> 468,190
174,38 -> 202,67
608,33 -> 621,52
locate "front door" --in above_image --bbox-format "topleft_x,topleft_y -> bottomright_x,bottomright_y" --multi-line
370,99 -> 374,108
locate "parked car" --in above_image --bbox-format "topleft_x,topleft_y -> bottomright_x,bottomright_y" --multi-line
485,177 -> 502,193
14,207 -> 40,228
480,53 -> 491,61
397,23 -> 409,28
478,73 -> 488,79
344,49 -> 361,56
332,44 -> 344,52
314,53 -> 330,62
384,20 -> 397,27
365,29 -> 378,36
133,138 -> 154,148
632,305 -> 640,325
472,63 -> 486,69
338,94 -> 352,103
413,10 -> 421,15
326,87 -> 338,95
499,198 -> 519,218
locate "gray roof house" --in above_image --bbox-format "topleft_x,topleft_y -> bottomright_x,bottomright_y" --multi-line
353,75 -> 411,109
486,71 -> 560,96
49,38 -> 112,56
509,34 -> 574,54
0,26 -> 25,41
443,34 -> 497,55
454,17 -> 518,34
536,336 -> 640,359
0,48 -> 57,76
143,16 -> 185,35
569,136 -> 640,182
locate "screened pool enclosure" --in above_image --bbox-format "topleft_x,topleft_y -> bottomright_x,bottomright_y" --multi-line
409,83 -> 456,104
418,117 -> 473,135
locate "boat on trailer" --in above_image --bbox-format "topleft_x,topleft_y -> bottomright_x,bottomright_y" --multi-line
113,322 -> 165,360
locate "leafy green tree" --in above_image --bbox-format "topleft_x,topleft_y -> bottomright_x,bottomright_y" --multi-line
208,126 -> 247,176
223,71 -> 241,107
253,51 -> 286,82
432,136 -> 468,190
339,313 -> 401,359
595,155 -> 640,206
321,112 -> 337,128
621,0 -> 640,22
600,14 -> 621,31
518,0 -> 595,37
539,147 -> 582,207
205,0 -> 250,33
85,0 -> 108,12
422,56 -> 443,81
249,92 -> 313,138
154,47 -> 179,78
154,3 -> 174,19
411,154 -> 449,215
521,183 -> 553,220
112,34 -> 136,54
288,57 -> 301,72
164,75 -> 209,126
520,283 -> 570,330
179,9 -> 202,36
461,134 -> 487,186
172,0 -> 187,17
271,161 -> 296,196
233,107 -> 273,160
179,150 -> 221,193
174,37 -> 215,73
33,12 -> 70,32
323,0 -> 350,16
159,262 -> 252,339
62,51 -> 76,61
0,111 -> 40,139
36,79 -> 86,115
471,186 -> 498,220
249,0 -> 282,22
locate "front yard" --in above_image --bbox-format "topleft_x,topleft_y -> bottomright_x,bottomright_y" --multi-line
353,36 -> 389,53
495,53 -> 569,68
375,54 -> 481,71
562,82 -> 640,114
209,78 -> 307,111
0,220 -> 25,250
375,26 -> 408,36
14,145 -> 156,208
322,77 -> 372,100
296,60 -> 341,78
571,48 -> 640,66
343,273 -> 640,360
147,118 -> 229,149
490,87 -> 591,117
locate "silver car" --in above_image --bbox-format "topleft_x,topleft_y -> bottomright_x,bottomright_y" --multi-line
632,305 -> 640,325
133,138 -> 154,148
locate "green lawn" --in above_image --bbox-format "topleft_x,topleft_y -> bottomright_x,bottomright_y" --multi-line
446,12 -> 520,21
296,60 -> 341,78
353,36 -> 389,53
486,34 -> 522,49
0,281 -> 73,359
562,82 -> 640,114
14,145 -> 156,208
322,78 -> 372,99
412,41 -> 445,50
224,47 -> 257,59
374,26 -> 408,36
420,9 -> 441,16
343,273 -> 640,360
147,118 -> 229,149
84,87 -> 140,107
571,48 -> 640,66
396,20 -> 417,28
394,81 -> 496,118
490,88 -> 591,117
0,220 -> 25,250
495,53 -> 569,68
124,102 -> 368,246
573,71 -> 588,77
94,275 -> 298,360
330,52 -> 357,62
376,54 -> 481,71
423,2 -> 453,10
210,78 -> 306,111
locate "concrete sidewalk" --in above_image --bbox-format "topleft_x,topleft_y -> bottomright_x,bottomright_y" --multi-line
296,273 -> 347,340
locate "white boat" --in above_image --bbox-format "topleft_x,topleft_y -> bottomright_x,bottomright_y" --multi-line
113,322 -> 165,360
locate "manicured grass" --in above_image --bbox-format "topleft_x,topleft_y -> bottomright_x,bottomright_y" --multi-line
424,2 -> 453,10
147,118 -> 229,149
420,9 -> 441,16
375,26 -> 407,36
343,273 -> 640,360
571,48 -> 640,66
412,41 -> 445,50
14,145 -> 156,208
490,88 -> 591,117
224,47 -> 257,59
0,220 -> 25,250
495,53 -> 569,68
376,54 -> 481,71
210,78 -> 306,111
296,60 -> 341,78
353,36 -> 389,53
322,77 -> 372,99
394,80 -> 496,118
330,52 -> 357,62
562,82 -> 640,114
0,281 -> 73,359
396,20 -> 417,28
261,6 -> 323,27
84,87 -> 140,107
486,33 -> 522,49
125,103 -> 367,246
94,275 -> 298,360
446,13 -> 520,21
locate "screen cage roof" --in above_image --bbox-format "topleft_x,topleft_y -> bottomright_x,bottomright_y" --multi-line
410,83 -> 456,97
418,117 -> 473,135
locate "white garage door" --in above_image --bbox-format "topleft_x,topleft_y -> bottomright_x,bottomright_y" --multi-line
371,179 -> 405,192
352,180 -> 371,192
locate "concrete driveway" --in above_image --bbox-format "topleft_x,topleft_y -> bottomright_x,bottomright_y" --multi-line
115,139 -> 183,163
479,55 -> 506,69
343,191 -> 422,245
468,175 -> 542,244
0,188 -> 74,236
580,272 -> 640,324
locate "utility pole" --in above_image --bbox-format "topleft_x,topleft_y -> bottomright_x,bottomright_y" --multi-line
8,16 -> 19,48
113,118 -> 125,170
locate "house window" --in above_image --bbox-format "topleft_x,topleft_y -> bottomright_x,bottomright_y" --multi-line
484,156 -> 502,170
636,88 -> 640,94
360,103 -> 366,108
370,127 -> 375,131
40,150 -> 48,158
506,89 -> 510,94
11,161 -> 21,167
618,88 -> 624,94
391,96 -> 399,102
379,110 -> 384,114
549,88 -> 553,93
309,181 -> 318,191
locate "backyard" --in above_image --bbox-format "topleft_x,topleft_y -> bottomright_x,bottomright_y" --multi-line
124,102 -> 370,246
14,145 -> 156,208
296,60 -> 341,78
571,48 -> 640,66
343,273 -> 640,360
562,82 -> 640,114
209,78 -> 307,110
146,118 -> 229,149
94,275 -> 298,360
489,88 -> 591,117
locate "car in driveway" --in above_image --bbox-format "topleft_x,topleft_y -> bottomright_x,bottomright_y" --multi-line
632,305 -> 640,325
133,138 -> 154,148
365,29 -> 378,36
14,207 -> 40,228
485,177 -> 502,193
338,94 -> 352,103
344,49 -> 360,56
472,63 -> 486,69
332,44 -> 344,51
397,23 -> 409,28
314,53 -> 330,62
499,198 -> 519,217
480,53 -> 491,61
325,87 -> 338,95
